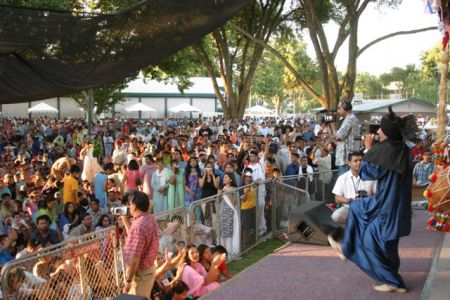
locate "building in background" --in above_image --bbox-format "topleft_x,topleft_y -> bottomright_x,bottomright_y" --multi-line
0,77 -> 223,119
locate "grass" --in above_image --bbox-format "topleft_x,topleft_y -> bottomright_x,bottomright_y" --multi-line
228,238 -> 286,274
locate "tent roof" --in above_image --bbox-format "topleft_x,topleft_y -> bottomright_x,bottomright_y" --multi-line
27,102 -> 58,113
169,103 -> 201,113
311,98 -> 435,113
125,102 -> 155,112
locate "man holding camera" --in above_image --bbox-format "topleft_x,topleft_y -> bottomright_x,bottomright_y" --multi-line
122,191 -> 159,299
334,101 -> 360,175
331,152 -> 377,227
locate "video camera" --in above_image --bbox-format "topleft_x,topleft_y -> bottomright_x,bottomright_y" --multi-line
355,123 -> 380,142
319,109 -> 338,124
356,190 -> 368,199
110,206 -> 130,216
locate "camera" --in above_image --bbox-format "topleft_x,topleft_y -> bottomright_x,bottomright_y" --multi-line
110,206 -> 130,216
356,190 -> 368,198
319,109 -> 338,124
355,123 -> 380,142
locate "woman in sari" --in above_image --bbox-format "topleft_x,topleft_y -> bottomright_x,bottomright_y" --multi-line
219,173 -> 240,259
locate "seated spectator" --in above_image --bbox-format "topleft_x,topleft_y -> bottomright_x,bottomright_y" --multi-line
95,214 -> 112,231
69,213 -> 93,238
0,193 -> 18,219
31,215 -> 60,248
167,280 -> 193,300
181,244 -> 223,298
0,234 -> 14,265
212,245 -> 233,280
413,151 -> 434,187
57,202 -> 79,238
16,238 -> 41,259
86,198 -> 106,226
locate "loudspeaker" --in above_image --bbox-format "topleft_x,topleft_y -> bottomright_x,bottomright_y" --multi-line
288,201 -> 340,246
113,295 -> 147,300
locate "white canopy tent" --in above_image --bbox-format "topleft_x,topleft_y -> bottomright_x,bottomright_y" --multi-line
125,102 -> 156,112
27,102 -> 58,113
245,105 -> 275,117
169,103 -> 202,113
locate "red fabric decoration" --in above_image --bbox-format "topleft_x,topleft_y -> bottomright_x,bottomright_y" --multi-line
442,31 -> 449,50
427,203 -> 434,212
429,173 -> 438,183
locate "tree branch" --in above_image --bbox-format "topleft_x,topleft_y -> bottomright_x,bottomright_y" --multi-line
229,23 -> 322,104
358,26 -> 437,58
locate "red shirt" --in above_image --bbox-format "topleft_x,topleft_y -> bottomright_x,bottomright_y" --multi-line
124,213 -> 159,269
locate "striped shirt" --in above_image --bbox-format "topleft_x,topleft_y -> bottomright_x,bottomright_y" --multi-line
335,113 -> 360,166
124,213 -> 159,269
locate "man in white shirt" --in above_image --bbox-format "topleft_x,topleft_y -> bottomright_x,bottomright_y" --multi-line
331,152 -> 377,226
248,150 -> 267,235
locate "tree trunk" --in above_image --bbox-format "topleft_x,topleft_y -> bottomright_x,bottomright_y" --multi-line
436,44 -> 448,143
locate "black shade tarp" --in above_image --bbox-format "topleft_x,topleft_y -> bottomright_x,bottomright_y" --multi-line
0,0 -> 250,103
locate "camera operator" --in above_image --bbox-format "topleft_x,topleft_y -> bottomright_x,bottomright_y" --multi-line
334,101 -> 361,175
331,152 -> 377,227
121,191 -> 159,299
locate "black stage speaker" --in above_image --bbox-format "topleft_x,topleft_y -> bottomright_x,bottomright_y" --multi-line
288,201 -> 340,245
113,295 -> 147,300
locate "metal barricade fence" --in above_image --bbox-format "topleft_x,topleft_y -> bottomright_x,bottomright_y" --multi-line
0,170 -> 340,299
0,227 -> 124,300
187,179 -> 274,259
279,170 -> 340,203
271,179 -> 310,237
154,207 -> 189,254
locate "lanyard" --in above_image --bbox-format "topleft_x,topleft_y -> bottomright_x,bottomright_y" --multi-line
351,176 -> 360,195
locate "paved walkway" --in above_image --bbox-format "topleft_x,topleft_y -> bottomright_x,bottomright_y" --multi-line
204,210 -> 444,300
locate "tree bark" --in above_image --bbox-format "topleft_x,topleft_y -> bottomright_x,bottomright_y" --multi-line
436,44 -> 448,143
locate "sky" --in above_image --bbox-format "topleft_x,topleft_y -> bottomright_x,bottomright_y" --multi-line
305,0 -> 440,75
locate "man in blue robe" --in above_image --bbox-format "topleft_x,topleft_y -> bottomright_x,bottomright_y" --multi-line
328,106 -> 419,293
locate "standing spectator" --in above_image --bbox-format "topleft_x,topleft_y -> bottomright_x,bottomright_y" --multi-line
240,170 -> 256,248
219,173 -> 240,258
121,191 -> 159,298
140,154 -> 156,200
247,150 -> 267,236
413,152 -> 434,187
167,159 -> 185,210
124,159 -> 140,195
94,163 -> 114,209
334,101 -> 360,175
63,165 -> 81,206
184,157 -> 202,208
151,159 -> 169,213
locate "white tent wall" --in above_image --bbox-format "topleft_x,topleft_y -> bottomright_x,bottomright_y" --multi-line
59,97 -> 84,118
167,98 -> 190,117
142,97 -> 165,119
2,102 -> 28,118
116,98 -> 139,119
192,98 -> 215,114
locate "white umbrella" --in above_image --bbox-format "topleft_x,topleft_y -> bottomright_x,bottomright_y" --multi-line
28,102 -> 58,113
125,102 -> 156,112
245,105 -> 275,116
169,103 -> 202,113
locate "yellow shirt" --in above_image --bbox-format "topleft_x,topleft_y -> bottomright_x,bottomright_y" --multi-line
63,175 -> 79,205
241,187 -> 256,210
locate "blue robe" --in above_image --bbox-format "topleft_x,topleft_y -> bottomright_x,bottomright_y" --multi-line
342,160 -> 412,288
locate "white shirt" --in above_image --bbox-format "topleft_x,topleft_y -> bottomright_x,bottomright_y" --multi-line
332,170 -> 377,207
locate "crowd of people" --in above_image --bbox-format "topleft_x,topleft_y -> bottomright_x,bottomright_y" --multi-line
0,108 -> 439,299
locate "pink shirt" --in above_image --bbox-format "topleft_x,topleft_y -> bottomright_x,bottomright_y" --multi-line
124,170 -> 139,190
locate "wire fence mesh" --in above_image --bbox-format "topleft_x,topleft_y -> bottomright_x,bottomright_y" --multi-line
1,228 -> 123,300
